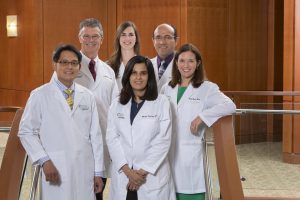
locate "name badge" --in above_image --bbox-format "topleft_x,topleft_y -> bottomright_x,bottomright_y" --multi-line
79,104 -> 89,110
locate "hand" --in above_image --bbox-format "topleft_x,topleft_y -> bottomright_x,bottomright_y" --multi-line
94,176 -> 104,193
43,160 -> 60,184
121,165 -> 146,186
136,168 -> 148,178
190,116 -> 202,135
127,181 -> 140,191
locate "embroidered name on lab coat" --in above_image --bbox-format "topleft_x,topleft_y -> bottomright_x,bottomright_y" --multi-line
104,75 -> 113,80
117,113 -> 125,119
79,104 -> 89,110
188,97 -> 201,102
141,115 -> 157,118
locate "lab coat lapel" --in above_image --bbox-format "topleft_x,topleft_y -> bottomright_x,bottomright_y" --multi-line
49,81 -> 71,114
71,84 -> 84,115
132,100 -> 149,123
91,61 -> 102,91
80,59 -> 95,83
170,85 -> 179,109
177,84 -> 193,109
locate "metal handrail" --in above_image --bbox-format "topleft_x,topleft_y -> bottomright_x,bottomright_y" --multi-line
235,108 -> 300,115
29,164 -> 41,200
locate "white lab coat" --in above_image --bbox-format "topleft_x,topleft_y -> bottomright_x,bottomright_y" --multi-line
161,81 -> 236,194
116,62 -> 125,90
106,95 -> 176,200
18,79 -> 104,200
151,56 -> 174,91
75,53 -> 119,177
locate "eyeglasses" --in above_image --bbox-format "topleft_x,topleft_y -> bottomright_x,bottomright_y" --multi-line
81,34 -> 102,41
153,35 -> 175,41
57,60 -> 80,67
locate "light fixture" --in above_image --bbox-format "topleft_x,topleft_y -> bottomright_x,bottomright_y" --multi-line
6,15 -> 18,37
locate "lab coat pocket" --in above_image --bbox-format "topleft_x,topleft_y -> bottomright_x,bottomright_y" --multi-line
47,151 -> 68,182
179,140 -> 203,167
144,163 -> 170,191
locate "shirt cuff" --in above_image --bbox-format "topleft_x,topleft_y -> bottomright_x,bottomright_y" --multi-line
95,171 -> 104,177
38,156 -> 50,166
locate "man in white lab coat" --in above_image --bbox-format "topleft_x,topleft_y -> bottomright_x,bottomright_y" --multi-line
18,44 -> 104,200
151,23 -> 178,91
76,18 -> 119,200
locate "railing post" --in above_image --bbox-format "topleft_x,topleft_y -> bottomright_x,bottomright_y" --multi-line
213,115 -> 244,200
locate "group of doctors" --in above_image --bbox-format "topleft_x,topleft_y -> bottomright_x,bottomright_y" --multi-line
18,18 -> 236,200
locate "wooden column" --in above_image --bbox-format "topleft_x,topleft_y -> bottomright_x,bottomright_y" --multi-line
283,0 -> 300,163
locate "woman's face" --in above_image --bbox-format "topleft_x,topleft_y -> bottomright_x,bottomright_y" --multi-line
176,51 -> 200,81
130,63 -> 148,93
119,26 -> 136,50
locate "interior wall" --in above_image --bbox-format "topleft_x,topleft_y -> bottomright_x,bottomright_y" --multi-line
116,0 -> 186,57
42,0 -> 116,82
0,0 -> 43,121
0,0 -> 282,130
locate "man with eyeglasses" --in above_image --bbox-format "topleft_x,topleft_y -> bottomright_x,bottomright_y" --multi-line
76,18 -> 119,200
151,23 -> 178,91
19,44 -> 104,199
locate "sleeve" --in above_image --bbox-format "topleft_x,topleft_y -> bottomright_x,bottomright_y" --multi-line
140,96 -> 172,174
199,83 -> 236,127
18,90 -> 48,165
106,101 -> 128,172
89,95 -> 105,173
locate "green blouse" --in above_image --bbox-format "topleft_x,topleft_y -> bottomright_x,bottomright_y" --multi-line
177,86 -> 187,103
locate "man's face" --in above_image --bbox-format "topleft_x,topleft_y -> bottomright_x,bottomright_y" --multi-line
152,25 -> 177,59
78,26 -> 103,59
53,50 -> 80,88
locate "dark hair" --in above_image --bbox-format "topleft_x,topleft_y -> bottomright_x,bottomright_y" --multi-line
120,55 -> 158,105
169,43 -> 206,88
108,21 -> 140,78
52,44 -> 82,63
79,18 -> 103,37
152,23 -> 178,40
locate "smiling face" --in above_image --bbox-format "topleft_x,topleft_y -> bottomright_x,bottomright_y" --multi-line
177,51 -> 200,83
53,50 -> 80,88
119,26 -> 136,51
152,24 -> 177,59
79,26 -> 103,59
130,63 -> 148,96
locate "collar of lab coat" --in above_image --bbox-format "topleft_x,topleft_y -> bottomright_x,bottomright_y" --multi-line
80,54 -> 104,90
49,79 -> 85,115
174,83 -> 194,109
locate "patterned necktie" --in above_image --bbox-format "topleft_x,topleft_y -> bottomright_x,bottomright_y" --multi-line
158,60 -> 166,79
89,59 -> 96,81
64,89 -> 74,110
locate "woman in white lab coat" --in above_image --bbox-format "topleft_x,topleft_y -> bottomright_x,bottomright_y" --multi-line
161,43 -> 236,200
107,21 -> 140,90
106,55 -> 176,200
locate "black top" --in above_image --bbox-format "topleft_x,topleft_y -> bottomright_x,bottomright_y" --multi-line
130,98 -> 145,125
